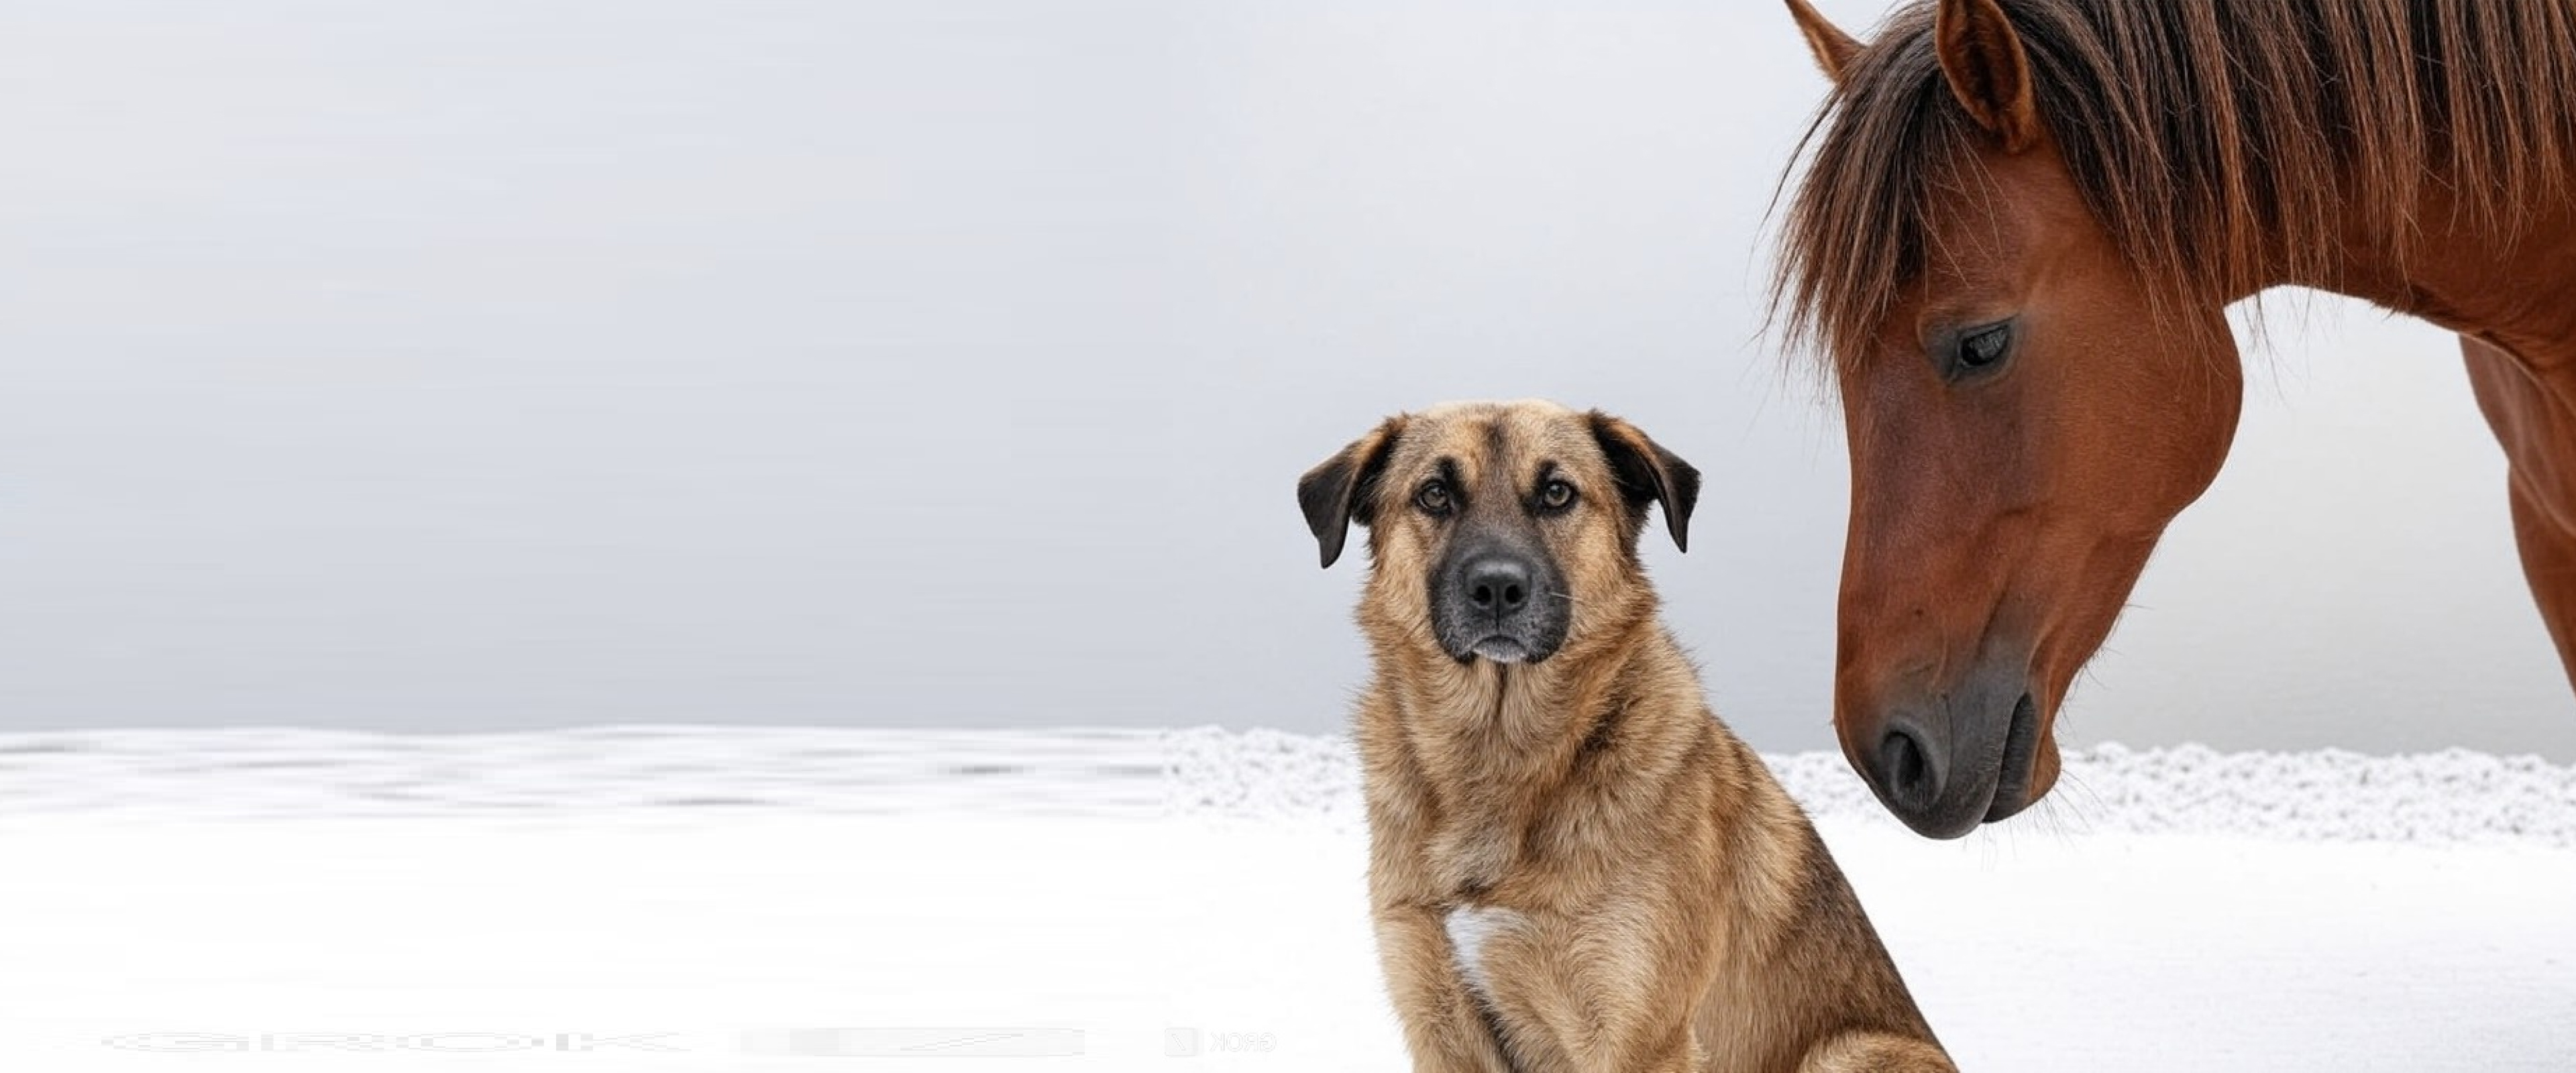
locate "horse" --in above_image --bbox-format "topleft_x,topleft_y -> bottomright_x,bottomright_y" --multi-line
1772,0 -> 2576,838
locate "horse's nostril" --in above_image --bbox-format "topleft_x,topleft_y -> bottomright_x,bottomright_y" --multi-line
1878,728 -> 1933,806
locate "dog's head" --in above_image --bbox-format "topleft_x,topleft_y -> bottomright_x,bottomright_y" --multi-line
1299,400 -> 1699,667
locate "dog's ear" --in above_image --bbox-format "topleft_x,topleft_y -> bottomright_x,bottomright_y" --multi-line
1589,411 -> 1701,553
1297,416 -> 1406,569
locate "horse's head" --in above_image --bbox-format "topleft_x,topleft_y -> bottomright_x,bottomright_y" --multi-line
1781,0 -> 2245,836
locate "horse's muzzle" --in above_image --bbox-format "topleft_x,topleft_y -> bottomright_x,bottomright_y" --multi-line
1850,663 -> 2040,838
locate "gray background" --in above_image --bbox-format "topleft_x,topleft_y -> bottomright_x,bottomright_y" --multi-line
5,0 -> 2571,759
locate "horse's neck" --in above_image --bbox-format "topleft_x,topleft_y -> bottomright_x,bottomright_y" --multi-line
2300,178 -> 2576,365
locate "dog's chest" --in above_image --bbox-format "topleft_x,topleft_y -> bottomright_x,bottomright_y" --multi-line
1422,794 -> 1605,900
1426,819 -> 1552,1005
1440,903 -> 1526,1004
1424,818 -> 1519,895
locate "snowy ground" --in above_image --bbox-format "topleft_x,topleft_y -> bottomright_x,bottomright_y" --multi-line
0,728 -> 2569,1072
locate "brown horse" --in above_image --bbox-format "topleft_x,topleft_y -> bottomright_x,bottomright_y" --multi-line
1774,0 -> 2576,837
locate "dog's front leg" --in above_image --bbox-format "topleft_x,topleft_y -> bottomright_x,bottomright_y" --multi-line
1466,909 -> 1703,1073
1569,1022 -> 1703,1073
1373,905 -> 1520,1073
1495,976 -> 1705,1073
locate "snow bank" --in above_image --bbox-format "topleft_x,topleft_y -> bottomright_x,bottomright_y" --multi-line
1165,727 -> 2576,846
7,726 -> 2571,846
0,726 -> 1163,818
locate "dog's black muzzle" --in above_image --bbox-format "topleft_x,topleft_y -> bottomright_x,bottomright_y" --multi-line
1430,534 -> 1568,665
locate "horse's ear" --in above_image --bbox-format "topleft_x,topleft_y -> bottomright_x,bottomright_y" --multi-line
1297,416 -> 1406,569
1589,412 -> 1701,553
1933,0 -> 2041,153
1783,0 -> 1862,83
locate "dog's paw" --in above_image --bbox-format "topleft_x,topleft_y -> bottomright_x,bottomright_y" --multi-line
1798,1030 -> 1956,1073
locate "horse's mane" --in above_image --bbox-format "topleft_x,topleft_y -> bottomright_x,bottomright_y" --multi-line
1774,0 -> 2576,365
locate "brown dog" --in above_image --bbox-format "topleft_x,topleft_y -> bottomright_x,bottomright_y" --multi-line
1299,400 -> 1954,1073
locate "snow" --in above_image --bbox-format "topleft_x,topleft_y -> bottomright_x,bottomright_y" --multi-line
0,727 -> 2569,1071
1163,727 -> 2576,846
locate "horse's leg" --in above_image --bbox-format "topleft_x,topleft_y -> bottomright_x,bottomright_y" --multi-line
2462,335 -> 2576,688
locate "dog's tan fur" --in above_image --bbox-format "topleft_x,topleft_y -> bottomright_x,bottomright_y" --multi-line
1301,400 -> 1954,1073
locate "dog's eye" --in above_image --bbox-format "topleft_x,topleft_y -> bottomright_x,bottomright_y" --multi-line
1415,481 -> 1452,516
1538,479 -> 1575,511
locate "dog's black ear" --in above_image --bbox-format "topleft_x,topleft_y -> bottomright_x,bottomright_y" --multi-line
1589,411 -> 1701,552
1297,416 -> 1405,569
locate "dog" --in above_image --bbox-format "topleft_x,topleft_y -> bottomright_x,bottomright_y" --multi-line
1299,400 -> 1955,1073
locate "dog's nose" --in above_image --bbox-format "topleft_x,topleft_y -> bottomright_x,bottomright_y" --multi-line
1462,557 -> 1533,617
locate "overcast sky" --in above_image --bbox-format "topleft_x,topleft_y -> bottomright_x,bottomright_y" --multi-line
3,0 -> 2570,760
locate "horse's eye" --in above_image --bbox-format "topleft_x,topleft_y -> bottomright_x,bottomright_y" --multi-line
1415,481 -> 1452,515
1956,323 -> 2012,372
1538,479 -> 1575,511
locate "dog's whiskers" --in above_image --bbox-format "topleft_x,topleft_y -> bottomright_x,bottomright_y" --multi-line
1545,591 -> 1587,606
